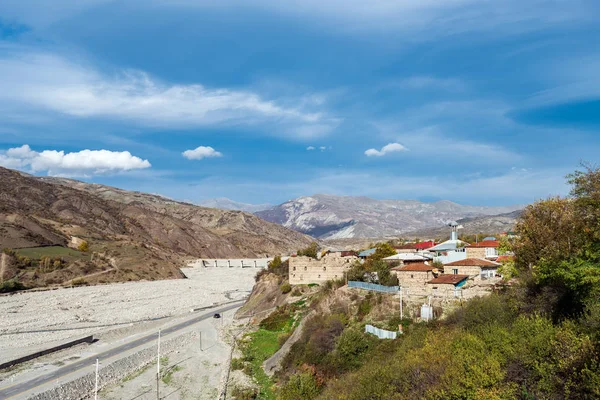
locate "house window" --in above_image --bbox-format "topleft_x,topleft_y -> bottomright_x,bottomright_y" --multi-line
452,268 -> 458,275
411,274 -> 414,279
318,274 -> 321,278
323,266 -> 326,271
293,267 -> 296,271
304,266 -> 307,271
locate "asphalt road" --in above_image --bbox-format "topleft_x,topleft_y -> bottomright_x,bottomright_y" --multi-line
0,301 -> 244,399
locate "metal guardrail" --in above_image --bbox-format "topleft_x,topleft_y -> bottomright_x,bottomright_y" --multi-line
365,324 -> 398,339
348,281 -> 399,293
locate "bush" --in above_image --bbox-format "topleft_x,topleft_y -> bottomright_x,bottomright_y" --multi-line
333,328 -> 371,370
78,241 -> 89,252
280,282 -> 292,294
278,371 -> 321,400
230,358 -> 244,370
0,279 -> 26,293
230,386 -> 258,400
260,305 -> 294,331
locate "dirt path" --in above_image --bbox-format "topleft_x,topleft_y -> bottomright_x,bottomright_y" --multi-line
61,267 -> 116,285
0,252 -> 7,282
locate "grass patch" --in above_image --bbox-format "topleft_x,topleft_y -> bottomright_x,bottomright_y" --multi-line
15,246 -> 88,261
240,329 -> 282,400
161,365 -> 183,385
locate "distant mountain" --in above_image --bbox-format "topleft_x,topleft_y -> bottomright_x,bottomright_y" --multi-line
405,210 -> 522,240
196,198 -> 272,213
256,194 -> 522,239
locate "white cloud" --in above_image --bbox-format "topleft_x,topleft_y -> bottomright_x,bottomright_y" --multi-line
0,144 -> 151,176
182,146 -> 223,160
0,50 -> 338,138
306,146 -> 315,151
364,142 -> 408,157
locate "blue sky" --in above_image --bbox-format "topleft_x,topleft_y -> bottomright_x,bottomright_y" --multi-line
0,0 -> 599,206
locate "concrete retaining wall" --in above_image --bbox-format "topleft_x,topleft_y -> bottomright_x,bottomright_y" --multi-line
29,332 -> 195,400
0,336 -> 95,370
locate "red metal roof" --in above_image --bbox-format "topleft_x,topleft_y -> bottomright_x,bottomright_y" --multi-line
443,258 -> 500,267
391,263 -> 435,272
428,274 -> 469,285
496,255 -> 514,263
466,240 -> 499,248
415,241 -> 436,250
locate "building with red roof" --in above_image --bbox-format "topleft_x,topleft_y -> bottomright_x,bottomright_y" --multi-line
443,258 -> 500,281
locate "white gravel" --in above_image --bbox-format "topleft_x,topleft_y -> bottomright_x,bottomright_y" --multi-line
0,265 -> 259,359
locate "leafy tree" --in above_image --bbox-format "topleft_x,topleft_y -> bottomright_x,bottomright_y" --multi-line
371,243 -> 397,260
297,242 -> 319,259
513,197 -> 581,270
269,255 -> 283,269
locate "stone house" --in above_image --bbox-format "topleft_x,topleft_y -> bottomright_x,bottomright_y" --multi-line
289,252 -> 358,285
391,262 -> 439,296
443,258 -> 501,281
465,240 -> 499,260
427,274 -> 469,299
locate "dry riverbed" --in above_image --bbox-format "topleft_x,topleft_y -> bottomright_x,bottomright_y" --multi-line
0,265 -> 258,361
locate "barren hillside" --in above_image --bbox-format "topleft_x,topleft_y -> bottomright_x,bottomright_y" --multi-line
0,167 -> 312,289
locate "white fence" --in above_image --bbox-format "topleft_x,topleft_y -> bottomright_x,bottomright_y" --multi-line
365,324 -> 398,339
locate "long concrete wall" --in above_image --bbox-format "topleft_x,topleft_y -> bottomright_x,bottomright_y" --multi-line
0,336 -> 95,371
190,258 -> 285,268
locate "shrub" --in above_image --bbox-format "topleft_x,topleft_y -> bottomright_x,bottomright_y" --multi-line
0,279 -> 26,293
78,241 -> 89,252
230,358 -> 244,370
260,306 -> 294,331
230,386 -> 258,400
278,371 -> 321,400
333,328 -> 371,370
280,282 -> 292,294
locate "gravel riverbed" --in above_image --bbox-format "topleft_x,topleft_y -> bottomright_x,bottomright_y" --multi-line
0,265 -> 258,360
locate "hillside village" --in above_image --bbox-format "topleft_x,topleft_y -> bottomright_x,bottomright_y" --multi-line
288,223 -> 515,317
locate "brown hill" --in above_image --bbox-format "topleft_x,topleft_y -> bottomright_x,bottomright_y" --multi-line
0,167 -> 312,290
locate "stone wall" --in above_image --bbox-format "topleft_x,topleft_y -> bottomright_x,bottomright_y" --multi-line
395,270 -> 433,297
465,247 -> 487,259
30,332 -> 195,400
289,254 -> 357,285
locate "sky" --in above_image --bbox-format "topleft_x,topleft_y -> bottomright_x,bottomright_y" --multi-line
0,0 -> 599,207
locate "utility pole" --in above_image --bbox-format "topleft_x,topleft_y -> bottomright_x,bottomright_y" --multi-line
94,358 -> 99,400
199,331 -> 202,352
157,329 -> 161,400
399,287 -> 403,320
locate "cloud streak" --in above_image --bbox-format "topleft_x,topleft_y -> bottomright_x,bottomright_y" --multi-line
0,50 -> 338,138
0,144 -> 151,177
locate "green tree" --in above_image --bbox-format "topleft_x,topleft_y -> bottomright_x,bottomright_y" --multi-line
371,242 -> 397,260
297,242 -> 319,259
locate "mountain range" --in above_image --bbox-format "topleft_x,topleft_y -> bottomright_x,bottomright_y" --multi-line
196,197 -> 272,213
255,194 -> 522,239
0,167 -> 312,288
